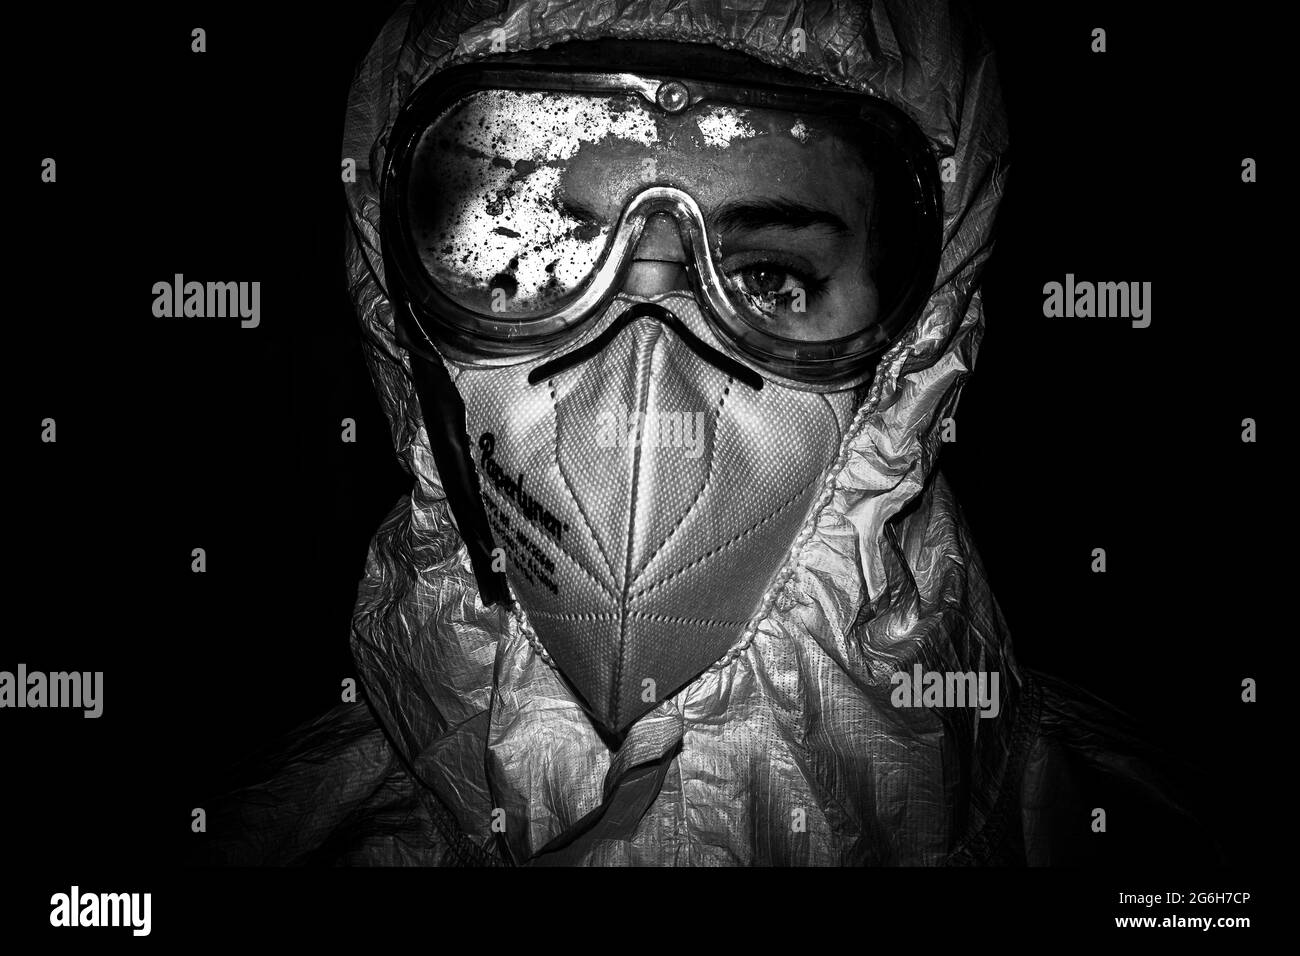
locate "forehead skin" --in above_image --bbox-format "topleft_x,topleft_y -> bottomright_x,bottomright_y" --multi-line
560,102 -> 871,238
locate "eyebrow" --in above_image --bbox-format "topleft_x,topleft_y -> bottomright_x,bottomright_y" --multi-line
559,197 -> 602,222
712,198 -> 851,235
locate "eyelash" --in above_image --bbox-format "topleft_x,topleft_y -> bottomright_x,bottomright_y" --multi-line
725,259 -> 830,314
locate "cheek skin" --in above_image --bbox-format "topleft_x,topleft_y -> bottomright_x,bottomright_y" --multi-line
821,268 -> 879,338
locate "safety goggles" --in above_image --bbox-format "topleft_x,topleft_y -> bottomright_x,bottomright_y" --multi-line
380,47 -> 943,389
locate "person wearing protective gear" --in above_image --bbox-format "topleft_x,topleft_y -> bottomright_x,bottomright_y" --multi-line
194,0 -> 1218,867
381,39 -> 943,741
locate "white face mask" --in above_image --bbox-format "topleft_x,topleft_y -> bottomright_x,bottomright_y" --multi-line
381,67 -> 938,734
450,289 -> 858,731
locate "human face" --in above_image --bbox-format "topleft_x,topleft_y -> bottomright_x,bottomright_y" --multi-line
409,92 -> 879,343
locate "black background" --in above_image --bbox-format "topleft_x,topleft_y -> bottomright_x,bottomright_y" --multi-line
8,0 -> 1279,921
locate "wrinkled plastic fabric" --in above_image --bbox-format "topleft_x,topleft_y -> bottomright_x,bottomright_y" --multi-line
194,0 -> 1219,866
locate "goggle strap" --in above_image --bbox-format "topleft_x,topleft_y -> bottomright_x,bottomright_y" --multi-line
408,352 -> 511,607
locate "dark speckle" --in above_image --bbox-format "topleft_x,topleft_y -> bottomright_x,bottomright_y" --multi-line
491,273 -> 518,297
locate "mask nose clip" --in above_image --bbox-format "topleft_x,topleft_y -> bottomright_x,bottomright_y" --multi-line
527,301 -> 763,390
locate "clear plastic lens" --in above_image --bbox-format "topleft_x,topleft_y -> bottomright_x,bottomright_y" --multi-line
400,85 -> 928,364
406,90 -> 658,316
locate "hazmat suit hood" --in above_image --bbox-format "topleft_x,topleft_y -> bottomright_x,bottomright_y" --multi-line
175,0 -> 1218,868
340,0 -> 1025,866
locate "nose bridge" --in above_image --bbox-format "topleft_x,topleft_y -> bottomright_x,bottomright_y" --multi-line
624,211 -> 690,296
633,212 -> 687,263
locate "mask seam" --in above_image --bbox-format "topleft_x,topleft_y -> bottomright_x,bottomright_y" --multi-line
629,374 -> 732,582
613,322 -> 663,724
527,608 -> 749,628
549,377 -> 622,592
628,471 -> 823,602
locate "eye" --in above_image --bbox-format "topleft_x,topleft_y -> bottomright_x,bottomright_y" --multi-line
734,264 -> 802,298
723,257 -> 828,317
